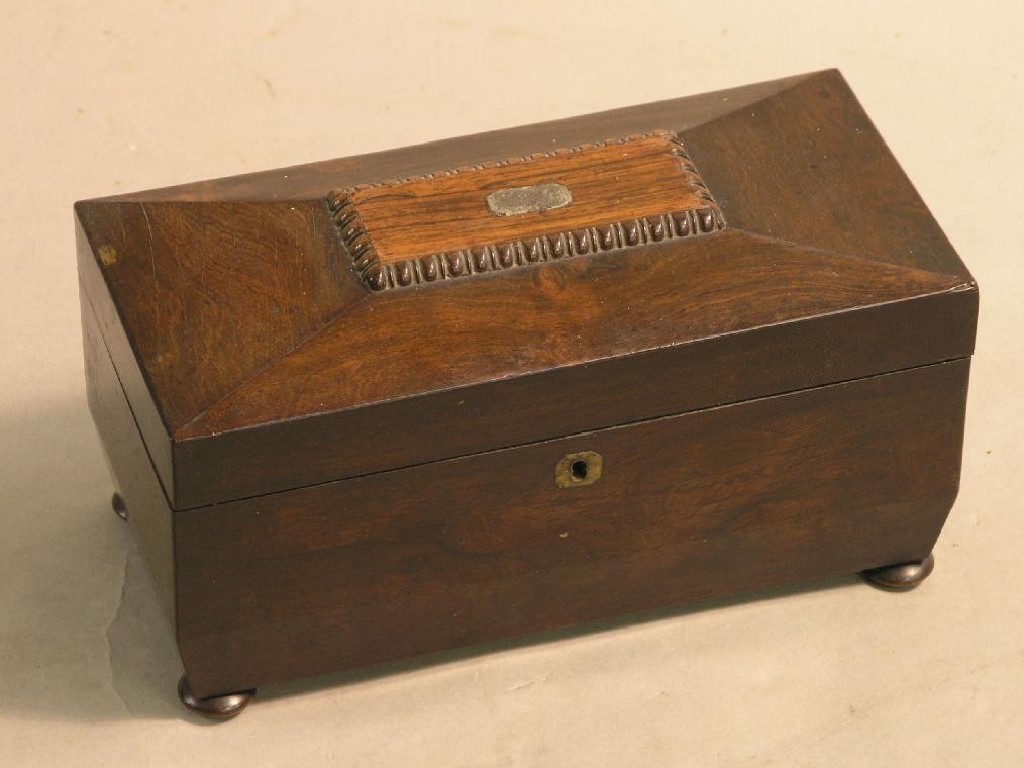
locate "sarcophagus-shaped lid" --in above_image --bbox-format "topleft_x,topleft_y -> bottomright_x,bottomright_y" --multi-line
76,69 -> 977,509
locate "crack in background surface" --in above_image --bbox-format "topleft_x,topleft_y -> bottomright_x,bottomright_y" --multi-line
104,541 -> 183,719
104,542 -> 134,715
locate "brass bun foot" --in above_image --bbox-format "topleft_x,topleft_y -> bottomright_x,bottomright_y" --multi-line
178,676 -> 255,720
861,553 -> 935,591
111,492 -> 128,521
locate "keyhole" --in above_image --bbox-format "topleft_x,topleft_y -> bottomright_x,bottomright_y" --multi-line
555,451 -> 602,488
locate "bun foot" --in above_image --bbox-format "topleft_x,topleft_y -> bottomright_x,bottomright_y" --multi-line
178,675 -> 255,720
861,553 -> 935,591
111,492 -> 128,521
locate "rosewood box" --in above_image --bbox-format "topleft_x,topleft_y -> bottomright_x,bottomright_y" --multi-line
77,69 -> 978,719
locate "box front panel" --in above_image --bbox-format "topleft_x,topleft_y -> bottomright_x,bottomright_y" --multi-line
175,360 -> 968,697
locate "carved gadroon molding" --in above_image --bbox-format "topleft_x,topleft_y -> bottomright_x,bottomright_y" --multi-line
327,130 -> 725,291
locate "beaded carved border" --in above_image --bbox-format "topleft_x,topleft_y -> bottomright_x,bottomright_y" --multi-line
327,130 -> 725,292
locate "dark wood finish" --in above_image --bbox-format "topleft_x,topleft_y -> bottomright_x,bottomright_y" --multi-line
329,130 -> 723,290
175,360 -> 968,697
76,69 -> 978,509
75,199 -> 358,434
89,70 -> 969,279
82,298 -> 176,628
172,282 -> 976,507
76,71 -> 979,709
862,553 -> 936,590
78,218 -> 176,500
173,240 -> 974,507
177,676 -> 254,720
684,75 -> 965,276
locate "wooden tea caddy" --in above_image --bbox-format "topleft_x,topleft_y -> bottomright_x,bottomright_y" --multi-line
77,70 -> 977,719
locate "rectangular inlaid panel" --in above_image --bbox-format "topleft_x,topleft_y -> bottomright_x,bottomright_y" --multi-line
328,130 -> 724,290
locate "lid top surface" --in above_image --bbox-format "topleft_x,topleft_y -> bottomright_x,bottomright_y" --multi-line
77,69 -> 973,443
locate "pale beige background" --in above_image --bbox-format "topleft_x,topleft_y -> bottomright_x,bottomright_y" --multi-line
1,1 -> 1021,765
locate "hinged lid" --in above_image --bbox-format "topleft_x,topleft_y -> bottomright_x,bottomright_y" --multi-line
76,69 -> 977,509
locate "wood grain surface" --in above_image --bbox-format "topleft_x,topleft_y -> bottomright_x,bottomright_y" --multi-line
76,71 -> 977,509
75,70 -> 980,703
330,131 -> 724,290
175,359 -> 969,697
353,132 -> 709,262
75,199 -> 357,434
172,234 -> 975,507
82,299 -> 175,628
75,71 -> 979,511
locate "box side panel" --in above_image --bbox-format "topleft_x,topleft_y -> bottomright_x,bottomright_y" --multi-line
175,359 -> 969,697
83,298 -> 176,631
76,212 -> 176,504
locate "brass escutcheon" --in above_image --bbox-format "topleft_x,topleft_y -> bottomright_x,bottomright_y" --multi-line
555,451 -> 603,488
